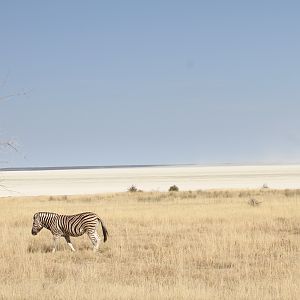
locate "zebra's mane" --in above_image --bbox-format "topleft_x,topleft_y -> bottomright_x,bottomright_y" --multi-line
38,212 -> 58,217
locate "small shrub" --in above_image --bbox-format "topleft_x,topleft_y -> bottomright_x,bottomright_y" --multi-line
128,185 -> 138,192
248,198 -> 262,207
169,185 -> 179,192
262,183 -> 269,189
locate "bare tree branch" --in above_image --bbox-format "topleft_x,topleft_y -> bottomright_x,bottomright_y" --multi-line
0,140 -> 18,152
0,89 -> 31,102
1,78 -> 29,194
6,141 -> 19,152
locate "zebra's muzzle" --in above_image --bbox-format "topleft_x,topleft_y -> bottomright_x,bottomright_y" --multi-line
31,229 -> 37,235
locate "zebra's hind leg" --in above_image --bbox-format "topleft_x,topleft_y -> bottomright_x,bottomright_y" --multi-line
87,231 -> 101,252
64,235 -> 75,252
52,235 -> 60,253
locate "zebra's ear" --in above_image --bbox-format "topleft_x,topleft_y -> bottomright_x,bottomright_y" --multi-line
33,213 -> 39,220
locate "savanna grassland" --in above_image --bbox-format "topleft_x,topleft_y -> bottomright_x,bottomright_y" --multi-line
0,190 -> 299,299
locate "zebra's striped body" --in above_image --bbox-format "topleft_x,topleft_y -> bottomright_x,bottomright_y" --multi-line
31,212 -> 108,252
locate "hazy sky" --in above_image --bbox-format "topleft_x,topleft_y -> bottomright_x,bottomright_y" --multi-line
1,1 -> 300,167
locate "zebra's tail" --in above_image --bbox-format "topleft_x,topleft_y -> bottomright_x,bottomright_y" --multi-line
98,218 -> 108,242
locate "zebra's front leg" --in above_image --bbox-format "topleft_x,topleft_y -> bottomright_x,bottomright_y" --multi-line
64,235 -> 75,252
52,235 -> 60,253
88,231 -> 100,252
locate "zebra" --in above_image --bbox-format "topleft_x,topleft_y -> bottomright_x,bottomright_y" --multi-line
31,212 -> 108,252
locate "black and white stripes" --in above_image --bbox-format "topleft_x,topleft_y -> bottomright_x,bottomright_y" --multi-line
31,212 -> 108,252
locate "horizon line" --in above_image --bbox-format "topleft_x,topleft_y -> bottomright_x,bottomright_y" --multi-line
1,161 -> 300,172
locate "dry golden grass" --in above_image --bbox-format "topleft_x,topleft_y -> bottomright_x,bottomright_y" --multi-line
0,189 -> 299,299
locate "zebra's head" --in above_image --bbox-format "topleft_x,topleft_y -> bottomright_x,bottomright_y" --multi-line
31,213 -> 43,235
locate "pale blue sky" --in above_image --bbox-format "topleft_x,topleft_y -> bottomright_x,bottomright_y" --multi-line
1,1 -> 300,167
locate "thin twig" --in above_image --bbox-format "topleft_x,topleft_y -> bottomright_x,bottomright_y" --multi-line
0,141 -> 18,152
0,89 -> 32,102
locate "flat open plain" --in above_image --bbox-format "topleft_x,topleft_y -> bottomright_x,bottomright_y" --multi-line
1,165 -> 299,299
1,164 -> 300,197
0,190 -> 299,299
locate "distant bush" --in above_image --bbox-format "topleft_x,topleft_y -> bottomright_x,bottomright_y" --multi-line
169,185 -> 179,192
128,185 -> 138,192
